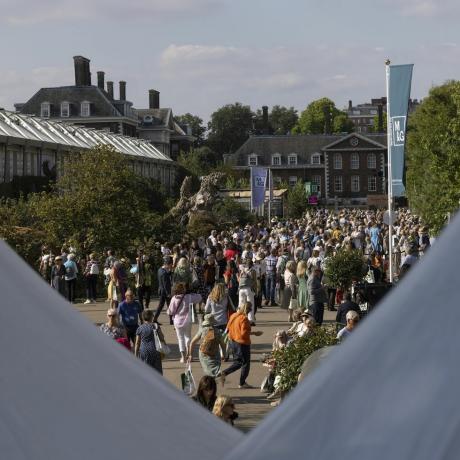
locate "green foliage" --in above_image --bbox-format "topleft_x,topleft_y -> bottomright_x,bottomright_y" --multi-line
324,249 -> 367,290
212,197 -> 255,227
186,212 -> 216,239
372,111 -> 387,132
293,97 -> 353,134
207,102 -> 254,157
0,175 -> 52,198
406,80 -> 460,234
270,105 -> 299,134
273,327 -> 338,393
175,113 -> 207,146
177,146 -> 219,178
286,181 -> 308,218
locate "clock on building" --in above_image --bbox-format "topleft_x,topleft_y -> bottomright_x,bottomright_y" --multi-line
350,137 -> 359,147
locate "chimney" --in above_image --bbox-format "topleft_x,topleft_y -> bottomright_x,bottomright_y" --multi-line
262,106 -> 269,134
348,100 -> 353,111
107,81 -> 114,99
119,81 -> 126,101
97,71 -> 105,90
378,104 -> 384,133
73,55 -> 91,86
149,89 -> 160,109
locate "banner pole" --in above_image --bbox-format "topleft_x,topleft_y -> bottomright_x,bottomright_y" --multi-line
250,167 -> 253,213
268,169 -> 272,223
386,60 -> 394,283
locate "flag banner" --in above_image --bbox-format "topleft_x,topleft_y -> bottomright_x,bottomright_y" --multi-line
388,64 -> 413,197
251,167 -> 268,209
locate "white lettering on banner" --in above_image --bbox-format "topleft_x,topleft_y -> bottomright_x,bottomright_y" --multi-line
254,176 -> 266,187
391,116 -> 406,147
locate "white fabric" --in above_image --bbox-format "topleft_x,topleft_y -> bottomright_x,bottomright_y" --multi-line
0,242 -> 241,460
224,214 -> 460,460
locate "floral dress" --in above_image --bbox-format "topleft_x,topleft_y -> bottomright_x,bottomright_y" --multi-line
99,324 -> 125,340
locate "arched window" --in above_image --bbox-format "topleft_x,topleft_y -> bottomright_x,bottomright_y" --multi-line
40,102 -> 50,118
81,101 -> 91,117
333,153 -> 342,169
248,154 -> 258,166
288,153 -> 297,165
311,153 -> 321,165
61,101 -> 70,117
272,153 -> 281,166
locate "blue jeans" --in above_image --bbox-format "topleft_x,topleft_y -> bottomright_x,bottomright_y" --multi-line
266,274 -> 276,303
223,341 -> 251,386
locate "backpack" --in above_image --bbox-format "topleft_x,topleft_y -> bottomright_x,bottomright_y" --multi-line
65,262 -> 76,278
199,328 -> 217,356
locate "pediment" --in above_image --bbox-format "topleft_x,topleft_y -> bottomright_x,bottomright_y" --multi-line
322,133 -> 386,151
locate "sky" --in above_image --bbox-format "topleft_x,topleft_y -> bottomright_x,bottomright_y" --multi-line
0,0 -> 459,123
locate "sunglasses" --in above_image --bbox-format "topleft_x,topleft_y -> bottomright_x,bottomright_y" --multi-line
107,314 -> 116,317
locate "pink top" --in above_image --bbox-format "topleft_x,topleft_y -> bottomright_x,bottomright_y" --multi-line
167,293 -> 202,328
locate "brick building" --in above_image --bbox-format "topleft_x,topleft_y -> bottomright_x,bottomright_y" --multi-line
224,132 -> 387,206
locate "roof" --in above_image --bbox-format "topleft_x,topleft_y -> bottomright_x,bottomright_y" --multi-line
224,214 -> 460,460
0,241 -> 241,460
322,132 -> 387,150
0,110 -> 172,162
18,86 -> 129,119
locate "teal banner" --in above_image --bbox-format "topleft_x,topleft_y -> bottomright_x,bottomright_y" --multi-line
388,64 -> 413,197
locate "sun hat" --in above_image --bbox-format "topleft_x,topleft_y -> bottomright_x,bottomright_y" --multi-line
202,313 -> 216,327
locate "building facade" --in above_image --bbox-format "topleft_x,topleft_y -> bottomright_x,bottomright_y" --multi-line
224,132 -> 387,206
15,56 -> 194,159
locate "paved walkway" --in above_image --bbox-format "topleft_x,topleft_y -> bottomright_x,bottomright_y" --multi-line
75,299 -> 335,431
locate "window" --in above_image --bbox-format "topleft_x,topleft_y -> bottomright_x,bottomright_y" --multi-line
312,175 -> 321,193
370,109 -> 377,115
311,153 -> 321,165
289,176 -> 297,187
350,153 -> 359,169
333,153 -> 342,169
334,176 -> 343,192
248,155 -> 258,166
351,175 -> 360,192
367,153 -> 376,169
81,101 -> 90,117
274,176 -> 282,186
288,154 -> 297,165
353,110 -> 361,115
61,102 -> 70,117
40,102 -> 50,118
272,154 -> 281,166
368,176 -> 377,192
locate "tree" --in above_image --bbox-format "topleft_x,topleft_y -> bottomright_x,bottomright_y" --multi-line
372,111 -> 387,133
175,113 -> 206,146
207,103 -> 254,157
28,145 -> 167,254
406,80 -> 460,234
323,249 -> 367,290
212,197 -> 255,226
286,181 -> 308,218
177,146 -> 219,178
270,105 -> 299,134
293,97 -> 353,134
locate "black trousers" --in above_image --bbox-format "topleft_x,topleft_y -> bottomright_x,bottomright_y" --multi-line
310,302 -> 325,326
154,294 -> 171,323
327,288 -> 337,309
66,278 -> 76,302
223,341 -> 251,386
86,274 -> 98,300
138,285 -> 152,309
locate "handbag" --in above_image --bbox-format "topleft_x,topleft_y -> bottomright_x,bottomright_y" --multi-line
289,298 -> 299,310
153,324 -> 170,358
181,364 -> 196,396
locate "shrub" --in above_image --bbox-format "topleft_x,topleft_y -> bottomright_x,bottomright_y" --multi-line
324,249 -> 367,290
273,326 -> 338,393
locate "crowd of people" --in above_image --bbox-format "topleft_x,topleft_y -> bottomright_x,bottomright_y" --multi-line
38,207 -> 432,425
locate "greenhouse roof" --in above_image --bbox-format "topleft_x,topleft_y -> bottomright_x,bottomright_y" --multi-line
0,110 -> 172,162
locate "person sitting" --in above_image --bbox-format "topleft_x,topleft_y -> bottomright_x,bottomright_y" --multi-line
337,310 -> 359,341
192,375 -> 217,411
335,292 -> 361,326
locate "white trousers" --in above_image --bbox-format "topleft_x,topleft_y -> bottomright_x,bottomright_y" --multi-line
238,287 -> 255,322
175,321 -> 192,353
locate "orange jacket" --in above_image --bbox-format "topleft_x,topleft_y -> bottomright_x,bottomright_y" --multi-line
227,312 -> 251,345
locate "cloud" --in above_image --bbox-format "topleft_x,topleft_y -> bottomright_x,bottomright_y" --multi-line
0,0 -> 223,25
384,0 -> 460,17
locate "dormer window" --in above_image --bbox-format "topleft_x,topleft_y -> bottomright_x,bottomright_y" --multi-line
61,101 -> 70,118
81,101 -> 90,117
311,153 -> 321,165
40,102 -> 50,118
288,154 -> 297,165
248,154 -> 258,166
272,154 -> 281,166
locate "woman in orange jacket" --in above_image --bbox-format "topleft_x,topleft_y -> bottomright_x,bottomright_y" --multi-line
219,302 -> 263,389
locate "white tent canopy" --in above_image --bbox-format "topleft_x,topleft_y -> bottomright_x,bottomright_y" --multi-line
0,242 -> 241,460
224,215 -> 460,460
